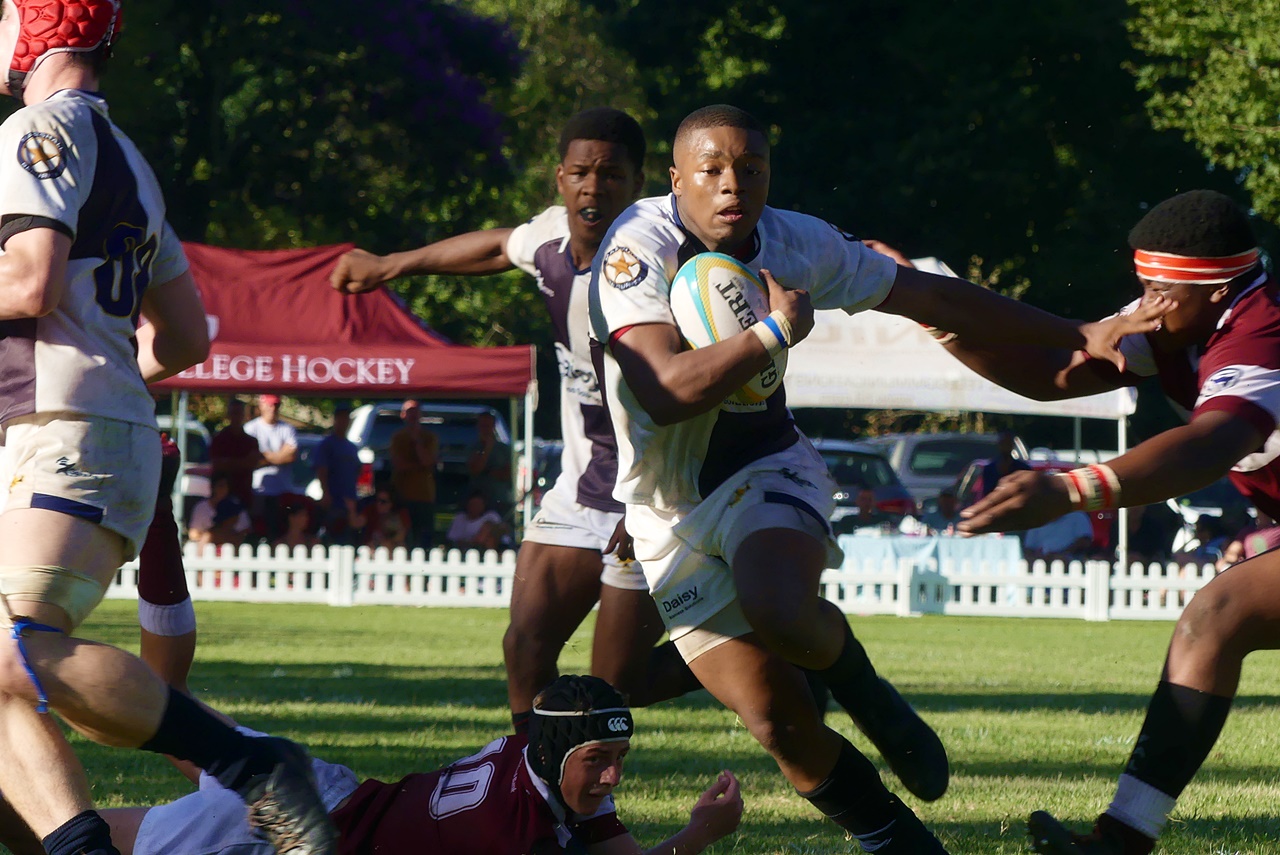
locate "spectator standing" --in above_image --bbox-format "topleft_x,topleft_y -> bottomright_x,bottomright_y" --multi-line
388,400 -> 438,549
447,491 -> 508,552
1023,510 -> 1094,562
918,486 -> 962,534
208,398 -> 259,508
187,475 -> 251,551
243,393 -> 298,540
979,430 -> 1031,497
466,411 -> 512,513
313,404 -> 361,545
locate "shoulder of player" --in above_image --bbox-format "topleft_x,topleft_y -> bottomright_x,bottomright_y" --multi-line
759,205 -> 858,246
599,197 -> 684,266
516,205 -> 571,242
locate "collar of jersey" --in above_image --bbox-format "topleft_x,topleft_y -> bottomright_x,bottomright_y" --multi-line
1216,270 -> 1269,330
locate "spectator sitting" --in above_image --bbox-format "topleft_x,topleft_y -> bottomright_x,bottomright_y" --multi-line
274,498 -> 320,551
363,488 -> 410,551
1174,513 -> 1231,565
447,490 -> 509,551
833,487 -> 894,535
1218,512 -> 1280,570
917,486 -> 962,535
187,474 -> 251,551
1023,510 -> 1094,562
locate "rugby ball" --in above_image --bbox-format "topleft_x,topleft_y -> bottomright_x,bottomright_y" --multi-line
669,252 -> 786,405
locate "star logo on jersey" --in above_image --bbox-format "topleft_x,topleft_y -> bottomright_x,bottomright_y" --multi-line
1204,367 -> 1243,394
603,246 -> 647,290
17,131 -> 67,179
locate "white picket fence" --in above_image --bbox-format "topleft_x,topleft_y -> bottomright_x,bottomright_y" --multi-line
108,543 -> 1222,621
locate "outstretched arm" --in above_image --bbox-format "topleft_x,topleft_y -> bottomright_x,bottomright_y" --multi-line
330,229 -> 515,293
877,266 -> 1170,372
589,771 -> 743,855
960,410 -> 1265,533
939,341 -> 1127,402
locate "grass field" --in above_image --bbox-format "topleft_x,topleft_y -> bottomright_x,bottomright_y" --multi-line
34,601 -> 1280,854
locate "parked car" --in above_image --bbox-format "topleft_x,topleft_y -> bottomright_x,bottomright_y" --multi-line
955,457 -> 1115,552
811,438 -> 916,523
518,439 -> 564,514
346,402 -> 513,510
850,431 -> 1027,503
1167,477 -> 1255,553
291,432 -> 327,501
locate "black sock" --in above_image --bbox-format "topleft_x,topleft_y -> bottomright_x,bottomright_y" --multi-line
1124,680 -> 1233,798
42,811 -> 118,855
797,737 -> 899,836
642,641 -> 703,704
139,688 -> 278,792
512,710 -> 531,735
817,620 -> 878,712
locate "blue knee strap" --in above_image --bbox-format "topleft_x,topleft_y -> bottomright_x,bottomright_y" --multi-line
12,618 -> 62,714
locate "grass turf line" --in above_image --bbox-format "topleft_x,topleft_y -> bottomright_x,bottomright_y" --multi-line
7,602 -> 1280,854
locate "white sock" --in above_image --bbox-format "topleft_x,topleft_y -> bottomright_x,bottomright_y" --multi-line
137,598 -> 197,636
1107,773 -> 1175,839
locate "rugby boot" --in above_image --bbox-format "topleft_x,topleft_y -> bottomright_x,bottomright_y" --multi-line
852,803 -> 950,854
237,737 -> 339,855
1028,811 -> 1154,855
845,677 -> 949,802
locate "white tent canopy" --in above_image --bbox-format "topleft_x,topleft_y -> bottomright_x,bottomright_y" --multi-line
786,308 -> 1137,419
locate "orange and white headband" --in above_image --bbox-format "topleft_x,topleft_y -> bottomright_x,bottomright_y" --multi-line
1134,248 -> 1261,285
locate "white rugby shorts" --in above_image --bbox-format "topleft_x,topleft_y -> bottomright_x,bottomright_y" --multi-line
627,436 -> 842,656
133,730 -> 359,855
523,479 -> 647,591
2,414 -> 160,560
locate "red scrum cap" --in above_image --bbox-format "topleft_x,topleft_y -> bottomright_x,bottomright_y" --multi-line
8,0 -> 121,102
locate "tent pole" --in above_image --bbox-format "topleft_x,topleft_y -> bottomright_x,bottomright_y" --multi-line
1116,412 -> 1129,577
520,388 -> 535,534
1073,416 -> 1082,463
174,390 -> 190,526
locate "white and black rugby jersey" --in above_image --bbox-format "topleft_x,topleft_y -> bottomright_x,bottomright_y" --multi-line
0,89 -> 189,428
507,206 -> 622,513
588,194 -> 898,513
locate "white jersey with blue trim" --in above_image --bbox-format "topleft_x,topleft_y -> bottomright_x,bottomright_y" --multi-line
0,89 -> 189,428
588,194 -> 898,513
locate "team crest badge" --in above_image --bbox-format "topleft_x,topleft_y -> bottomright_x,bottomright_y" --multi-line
603,246 -> 648,290
17,132 -> 67,179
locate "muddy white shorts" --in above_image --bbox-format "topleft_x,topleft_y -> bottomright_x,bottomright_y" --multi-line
523,480 -> 647,591
2,413 -> 160,560
626,436 -> 842,659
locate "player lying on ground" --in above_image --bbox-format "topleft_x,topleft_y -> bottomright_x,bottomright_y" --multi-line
586,103 -> 1163,854
0,2 -> 335,853
0,675 -> 743,855
330,108 -> 702,726
930,189 -> 1277,854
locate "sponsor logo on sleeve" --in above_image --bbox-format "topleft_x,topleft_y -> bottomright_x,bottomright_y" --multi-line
1203,367 -> 1243,395
603,247 -> 648,290
18,131 -> 67,179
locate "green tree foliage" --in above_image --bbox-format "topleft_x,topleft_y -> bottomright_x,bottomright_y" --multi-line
1129,0 -> 1280,220
105,0 -> 521,249
591,0 -> 1249,321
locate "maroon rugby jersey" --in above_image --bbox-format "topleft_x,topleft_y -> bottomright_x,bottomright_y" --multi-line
1113,273 -> 1280,517
330,734 -> 627,854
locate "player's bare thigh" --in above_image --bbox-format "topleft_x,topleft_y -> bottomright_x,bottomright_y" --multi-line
1167,550 -> 1280,692
0,509 -> 126,631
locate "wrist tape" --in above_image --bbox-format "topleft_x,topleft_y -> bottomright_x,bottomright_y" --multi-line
920,323 -> 957,345
751,310 -> 794,357
1057,463 -> 1121,511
